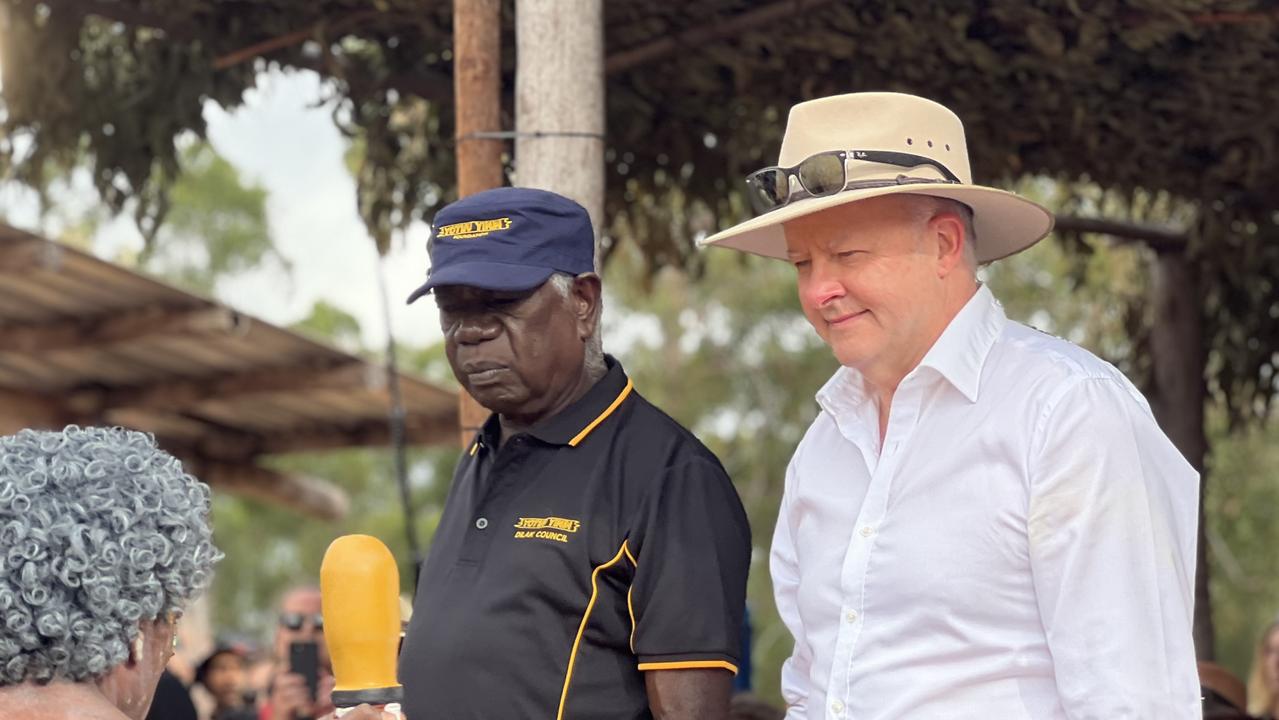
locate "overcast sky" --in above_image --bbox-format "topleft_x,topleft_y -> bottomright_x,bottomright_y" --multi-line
3,68 -> 442,350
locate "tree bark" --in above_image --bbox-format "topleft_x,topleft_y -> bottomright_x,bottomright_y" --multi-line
1148,251 -> 1213,659
514,0 -> 605,250
453,0 -> 505,445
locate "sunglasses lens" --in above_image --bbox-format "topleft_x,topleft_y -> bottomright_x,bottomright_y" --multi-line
312,615 -> 323,631
746,168 -> 789,213
280,613 -> 302,630
797,153 -> 845,196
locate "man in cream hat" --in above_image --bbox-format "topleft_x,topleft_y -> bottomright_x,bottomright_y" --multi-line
703,93 -> 1200,718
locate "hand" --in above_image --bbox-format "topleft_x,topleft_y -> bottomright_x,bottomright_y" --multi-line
314,673 -> 336,716
269,672 -> 315,720
319,705 -> 401,720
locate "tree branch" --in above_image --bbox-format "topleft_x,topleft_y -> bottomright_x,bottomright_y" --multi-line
1053,214 -> 1188,254
605,0 -> 840,75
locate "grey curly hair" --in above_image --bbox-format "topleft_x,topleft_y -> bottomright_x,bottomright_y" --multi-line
0,426 -> 222,685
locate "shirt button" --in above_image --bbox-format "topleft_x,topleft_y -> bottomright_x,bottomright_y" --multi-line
845,610 -> 858,623
475,517 -> 489,530
831,700 -> 844,715
860,525 -> 875,538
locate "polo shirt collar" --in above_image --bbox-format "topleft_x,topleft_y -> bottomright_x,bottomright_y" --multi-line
477,355 -> 634,449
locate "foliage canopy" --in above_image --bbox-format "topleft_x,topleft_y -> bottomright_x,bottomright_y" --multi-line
3,0 -> 1278,423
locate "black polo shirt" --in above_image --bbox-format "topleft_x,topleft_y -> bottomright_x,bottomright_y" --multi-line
399,357 -> 750,720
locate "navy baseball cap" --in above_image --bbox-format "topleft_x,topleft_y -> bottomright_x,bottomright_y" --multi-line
406,187 -> 595,304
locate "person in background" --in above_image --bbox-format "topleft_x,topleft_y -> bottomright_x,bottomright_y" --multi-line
1198,661 -> 1250,720
729,693 -> 785,720
1249,617 -> 1279,719
146,670 -> 199,720
0,426 -> 221,720
195,642 -> 256,720
261,587 -> 334,720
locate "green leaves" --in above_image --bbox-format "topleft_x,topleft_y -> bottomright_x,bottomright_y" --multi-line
141,142 -> 286,294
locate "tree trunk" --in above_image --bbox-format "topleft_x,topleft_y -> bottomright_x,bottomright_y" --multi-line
514,0 -> 605,251
1148,250 -> 1213,659
453,0 -> 505,445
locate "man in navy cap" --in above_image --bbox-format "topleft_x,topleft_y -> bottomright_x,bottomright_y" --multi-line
394,187 -> 751,720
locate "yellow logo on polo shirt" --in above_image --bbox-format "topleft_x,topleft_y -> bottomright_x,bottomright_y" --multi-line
435,217 -> 513,240
513,516 -> 581,544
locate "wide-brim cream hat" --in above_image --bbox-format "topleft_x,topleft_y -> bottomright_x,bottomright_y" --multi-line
699,92 -> 1054,263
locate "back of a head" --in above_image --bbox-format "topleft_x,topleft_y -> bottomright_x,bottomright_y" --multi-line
1200,660 -> 1250,719
0,426 -> 220,687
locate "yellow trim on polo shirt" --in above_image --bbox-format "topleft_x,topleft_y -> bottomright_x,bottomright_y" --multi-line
637,660 -> 739,675
623,542 -> 638,653
469,442 -> 479,456
557,542 -> 630,719
567,378 -> 634,447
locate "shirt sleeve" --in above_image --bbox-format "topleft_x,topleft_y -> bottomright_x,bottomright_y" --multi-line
1027,376 -> 1201,719
626,456 -> 751,674
772,455 -> 811,717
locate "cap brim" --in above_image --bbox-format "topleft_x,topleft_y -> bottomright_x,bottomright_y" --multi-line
406,261 -> 556,304
699,184 -> 1055,264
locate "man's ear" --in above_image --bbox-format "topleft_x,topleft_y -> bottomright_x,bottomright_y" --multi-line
928,212 -> 967,277
571,273 -> 603,339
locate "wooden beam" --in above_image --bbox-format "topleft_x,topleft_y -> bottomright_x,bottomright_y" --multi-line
0,389 -> 69,435
196,461 -> 350,521
68,361 -> 376,415
254,414 -> 458,456
102,405 -> 457,464
605,0 -> 840,75
0,238 -> 63,275
1052,215 -> 1188,253
102,407 -> 222,442
1,305 -> 244,354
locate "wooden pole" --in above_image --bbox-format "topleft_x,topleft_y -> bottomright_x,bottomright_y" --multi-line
453,0 -> 505,445
1148,250 -> 1213,659
514,0 -> 605,247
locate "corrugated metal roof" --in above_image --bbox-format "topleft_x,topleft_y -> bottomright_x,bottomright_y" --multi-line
0,224 -> 459,518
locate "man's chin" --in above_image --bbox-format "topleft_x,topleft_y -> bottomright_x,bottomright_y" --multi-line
466,384 -> 530,415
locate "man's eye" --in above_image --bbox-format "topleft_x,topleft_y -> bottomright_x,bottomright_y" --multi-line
791,259 -> 811,270
836,250 -> 861,260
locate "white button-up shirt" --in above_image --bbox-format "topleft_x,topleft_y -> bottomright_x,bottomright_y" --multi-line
772,285 -> 1200,719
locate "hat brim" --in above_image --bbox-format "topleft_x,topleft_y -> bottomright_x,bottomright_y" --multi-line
406,262 -> 556,304
699,183 -> 1054,264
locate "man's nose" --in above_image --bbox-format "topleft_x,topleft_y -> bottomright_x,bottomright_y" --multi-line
452,315 -> 500,345
802,266 -> 845,308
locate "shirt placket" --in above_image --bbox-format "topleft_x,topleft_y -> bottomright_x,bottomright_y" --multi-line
824,380 -> 923,720
460,437 -> 530,565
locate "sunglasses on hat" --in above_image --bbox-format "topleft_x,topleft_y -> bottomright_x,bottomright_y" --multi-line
279,612 -> 323,631
745,149 -> 962,215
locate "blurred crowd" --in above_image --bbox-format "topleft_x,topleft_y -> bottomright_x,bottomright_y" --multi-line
145,583 -> 790,720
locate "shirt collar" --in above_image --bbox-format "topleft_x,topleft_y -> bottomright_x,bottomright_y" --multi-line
916,284 -> 1005,403
816,284 -> 1005,415
475,355 -> 634,450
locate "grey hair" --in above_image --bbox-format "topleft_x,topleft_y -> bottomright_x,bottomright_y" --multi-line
546,272 -> 606,376
0,426 -> 221,685
907,195 -> 979,270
